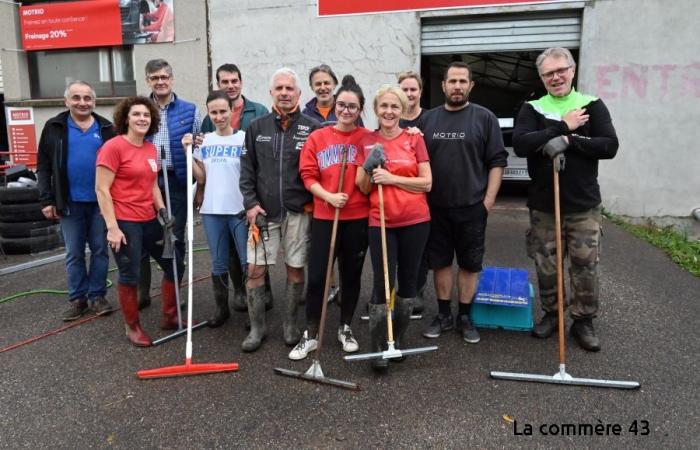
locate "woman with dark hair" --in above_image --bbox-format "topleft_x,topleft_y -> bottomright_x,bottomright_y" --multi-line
355,85 -> 432,370
95,96 -> 180,347
180,90 -> 247,328
290,75 -> 370,360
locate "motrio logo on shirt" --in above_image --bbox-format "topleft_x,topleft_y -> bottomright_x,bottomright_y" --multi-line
432,131 -> 466,140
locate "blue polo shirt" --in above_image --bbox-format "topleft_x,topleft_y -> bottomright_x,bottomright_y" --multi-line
66,115 -> 102,202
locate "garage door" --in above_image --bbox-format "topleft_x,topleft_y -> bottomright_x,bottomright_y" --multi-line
421,11 -> 582,54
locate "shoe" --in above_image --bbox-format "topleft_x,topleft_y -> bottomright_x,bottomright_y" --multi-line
337,325 -> 359,353
242,286 -> 267,352
456,314 -> 480,344
288,330 -> 318,360
91,297 -> 115,316
570,318 -> 601,352
423,313 -> 454,338
117,284 -> 151,347
62,299 -> 88,321
209,273 -> 230,328
532,312 -> 558,339
282,281 -> 303,346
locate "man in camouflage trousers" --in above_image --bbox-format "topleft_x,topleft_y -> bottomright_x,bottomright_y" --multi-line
513,47 -> 619,352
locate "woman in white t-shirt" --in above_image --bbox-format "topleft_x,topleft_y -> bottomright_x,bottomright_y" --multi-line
182,90 -> 246,328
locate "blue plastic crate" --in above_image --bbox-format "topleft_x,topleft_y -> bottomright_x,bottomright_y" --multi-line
470,267 -> 534,331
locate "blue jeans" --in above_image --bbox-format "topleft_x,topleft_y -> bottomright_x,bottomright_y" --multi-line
60,201 -> 109,302
201,213 -> 248,275
113,219 -> 175,285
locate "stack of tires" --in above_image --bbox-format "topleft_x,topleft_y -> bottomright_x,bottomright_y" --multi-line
0,185 -> 63,255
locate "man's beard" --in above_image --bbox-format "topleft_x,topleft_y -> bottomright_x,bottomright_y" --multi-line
446,92 -> 469,107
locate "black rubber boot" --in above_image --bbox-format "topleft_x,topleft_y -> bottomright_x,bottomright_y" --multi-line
264,272 -> 274,310
241,286 -> 267,352
229,260 -> 247,312
570,318 -> 601,352
137,257 -> 152,310
393,296 -> 414,362
283,281 -> 303,346
209,273 -> 230,328
532,311 -> 559,339
368,303 -> 388,371
413,286 -> 425,315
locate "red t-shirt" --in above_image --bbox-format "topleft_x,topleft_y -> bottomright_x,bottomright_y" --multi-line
96,135 -> 159,222
356,130 -> 430,228
230,103 -> 244,130
299,126 -> 370,220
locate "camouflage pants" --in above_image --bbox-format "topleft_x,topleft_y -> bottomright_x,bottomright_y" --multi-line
526,207 -> 602,319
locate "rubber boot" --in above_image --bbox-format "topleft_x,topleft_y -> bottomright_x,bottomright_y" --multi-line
209,273 -> 231,328
117,284 -> 151,347
413,286 -> 425,315
264,272 -> 274,310
368,303 -> 388,371
160,278 -> 185,330
393,296 -> 414,362
241,286 -> 267,352
137,257 -> 152,310
283,281 -> 303,346
532,311 -> 558,339
229,256 -> 247,312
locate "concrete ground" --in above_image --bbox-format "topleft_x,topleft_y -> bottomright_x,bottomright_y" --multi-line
0,193 -> 698,449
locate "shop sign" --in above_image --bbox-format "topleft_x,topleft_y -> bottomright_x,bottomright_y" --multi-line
319,0 -> 570,16
5,107 -> 38,167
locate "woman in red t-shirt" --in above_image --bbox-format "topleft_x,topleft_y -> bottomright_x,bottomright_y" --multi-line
355,85 -> 432,370
95,96 -> 180,347
291,75 -> 370,361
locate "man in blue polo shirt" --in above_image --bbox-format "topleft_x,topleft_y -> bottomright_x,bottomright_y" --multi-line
37,81 -> 116,321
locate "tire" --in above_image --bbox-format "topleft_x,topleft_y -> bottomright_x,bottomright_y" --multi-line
0,187 -> 40,204
0,202 -> 46,223
0,233 -> 63,255
0,220 -> 59,238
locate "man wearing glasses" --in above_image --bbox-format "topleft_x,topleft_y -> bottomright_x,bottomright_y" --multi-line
138,59 -> 202,309
37,81 -> 116,320
513,47 -> 619,352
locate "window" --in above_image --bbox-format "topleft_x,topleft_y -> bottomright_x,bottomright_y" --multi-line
28,46 -> 136,99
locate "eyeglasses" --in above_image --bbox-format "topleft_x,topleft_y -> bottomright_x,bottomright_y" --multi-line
147,74 -> 171,82
336,101 -> 359,113
540,66 -> 572,80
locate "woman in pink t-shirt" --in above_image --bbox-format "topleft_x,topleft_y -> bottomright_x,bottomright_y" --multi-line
96,96 -> 180,347
355,85 -> 432,371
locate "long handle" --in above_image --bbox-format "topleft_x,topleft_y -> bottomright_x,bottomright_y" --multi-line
553,166 -> 566,365
185,144 -> 195,363
378,184 -> 395,344
315,146 -> 348,358
160,147 -> 183,331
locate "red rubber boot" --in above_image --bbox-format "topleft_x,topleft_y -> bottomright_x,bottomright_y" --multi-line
118,284 -> 152,347
160,278 -> 186,330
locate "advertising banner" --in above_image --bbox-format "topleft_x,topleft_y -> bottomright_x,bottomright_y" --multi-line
319,0 -> 569,16
5,107 -> 38,167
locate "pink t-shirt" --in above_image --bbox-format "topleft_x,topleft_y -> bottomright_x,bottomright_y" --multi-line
96,135 -> 159,222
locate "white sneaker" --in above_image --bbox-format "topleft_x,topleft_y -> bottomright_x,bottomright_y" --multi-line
337,325 -> 359,353
288,331 -> 317,360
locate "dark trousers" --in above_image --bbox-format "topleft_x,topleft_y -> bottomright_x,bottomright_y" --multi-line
305,218 -> 368,330
113,219 -> 175,285
368,222 -> 430,304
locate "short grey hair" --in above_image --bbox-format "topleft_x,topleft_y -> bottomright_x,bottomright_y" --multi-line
535,47 -> 576,73
270,67 -> 301,91
145,58 -> 173,76
64,80 -> 96,100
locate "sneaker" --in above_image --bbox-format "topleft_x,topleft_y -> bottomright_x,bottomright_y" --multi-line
62,299 -> 88,322
423,313 -> 454,338
456,314 -> 480,344
337,325 -> 359,353
91,297 -> 115,316
288,331 -> 318,361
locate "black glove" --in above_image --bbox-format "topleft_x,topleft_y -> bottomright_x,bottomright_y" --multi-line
157,208 -> 175,231
363,144 -> 386,173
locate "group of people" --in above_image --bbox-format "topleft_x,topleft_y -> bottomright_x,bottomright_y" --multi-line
36,46 -> 618,367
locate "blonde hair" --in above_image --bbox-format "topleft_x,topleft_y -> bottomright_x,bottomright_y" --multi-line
397,71 -> 423,90
373,85 -> 408,114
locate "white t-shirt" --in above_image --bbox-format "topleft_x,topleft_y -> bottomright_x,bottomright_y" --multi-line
193,131 -> 245,215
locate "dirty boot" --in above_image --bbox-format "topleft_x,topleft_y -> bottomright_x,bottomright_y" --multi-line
368,303 -> 388,371
283,281 -> 303,346
392,296 -> 414,362
118,284 -> 151,347
241,286 -> 267,352
532,311 -> 559,339
229,256 -> 247,312
570,318 -> 601,352
137,257 -> 152,310
413,286 -> 425,315
209,273 -> 231,328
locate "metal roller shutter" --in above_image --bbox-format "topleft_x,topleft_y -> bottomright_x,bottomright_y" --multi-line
421,12 -> 582,54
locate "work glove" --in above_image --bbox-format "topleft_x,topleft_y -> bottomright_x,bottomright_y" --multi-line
363,144 -> 386,173
541,136 -> 568,172
157,208 -> 177,259
157,208 -> 175,231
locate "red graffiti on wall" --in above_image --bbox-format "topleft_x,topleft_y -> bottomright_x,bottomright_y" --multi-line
595,63 -> 700,100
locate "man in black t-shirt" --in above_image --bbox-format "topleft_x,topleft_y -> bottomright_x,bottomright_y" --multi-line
419,61 -> 508,344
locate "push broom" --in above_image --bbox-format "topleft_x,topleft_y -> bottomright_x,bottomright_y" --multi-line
490,163 -> 639,389
137,144 -> 239,379
274,145 -> 359,390
345,181 -> 437,364
152,146 -> 208,346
